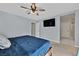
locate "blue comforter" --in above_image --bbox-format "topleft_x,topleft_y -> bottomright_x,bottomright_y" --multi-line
0,35 -> 51,56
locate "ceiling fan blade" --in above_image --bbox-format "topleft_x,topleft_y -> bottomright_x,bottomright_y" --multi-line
38,9 -> 45,11
20,6 -> 30,10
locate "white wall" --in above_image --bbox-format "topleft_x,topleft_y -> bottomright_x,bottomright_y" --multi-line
39,16 -> 60,43
75,10 -> 79,47
0,11 -> 32,38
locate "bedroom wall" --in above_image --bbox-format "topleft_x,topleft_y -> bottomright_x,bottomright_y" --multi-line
39,16 -> 60,43
0,11 -> 32,38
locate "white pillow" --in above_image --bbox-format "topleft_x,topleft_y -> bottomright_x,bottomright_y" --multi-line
0,34 -> 11,49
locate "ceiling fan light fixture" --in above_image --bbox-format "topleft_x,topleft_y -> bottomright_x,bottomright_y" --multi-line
20,3 -> 45,15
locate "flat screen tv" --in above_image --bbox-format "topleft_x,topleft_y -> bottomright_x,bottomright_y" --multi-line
43,18 -> 55,27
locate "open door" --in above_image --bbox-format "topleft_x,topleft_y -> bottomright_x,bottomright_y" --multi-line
31,22 -> 40,37
31,23 -> 36,36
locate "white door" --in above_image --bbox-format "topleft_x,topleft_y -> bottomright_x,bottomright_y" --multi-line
31,23 -> 36,36
35,22 -> 40,37
31,22 -> 40,37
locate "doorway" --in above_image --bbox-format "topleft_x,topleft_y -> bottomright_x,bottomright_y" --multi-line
31,23 -> 36,36
31,22 -> 40,37
60,14 -> 75,46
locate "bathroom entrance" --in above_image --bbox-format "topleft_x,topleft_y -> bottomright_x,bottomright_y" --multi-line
60,14 -> 75,46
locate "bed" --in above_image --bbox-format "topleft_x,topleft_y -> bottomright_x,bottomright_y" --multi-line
0,35 -> 52,56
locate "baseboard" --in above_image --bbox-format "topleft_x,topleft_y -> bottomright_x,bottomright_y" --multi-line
50,39 -> 60,44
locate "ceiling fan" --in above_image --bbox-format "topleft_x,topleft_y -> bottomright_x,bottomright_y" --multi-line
20,3 -> 45,15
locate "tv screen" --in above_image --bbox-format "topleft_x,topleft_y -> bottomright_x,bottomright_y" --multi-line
43,18 -> 55,27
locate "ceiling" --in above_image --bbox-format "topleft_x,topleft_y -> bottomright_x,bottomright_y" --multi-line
0,3 -> 79,20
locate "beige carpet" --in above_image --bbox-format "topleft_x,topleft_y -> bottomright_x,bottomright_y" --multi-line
52,42 -> 78,56
61,38 -> 74,46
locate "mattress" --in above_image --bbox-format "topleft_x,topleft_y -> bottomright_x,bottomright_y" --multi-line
0,35 -> 51,56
